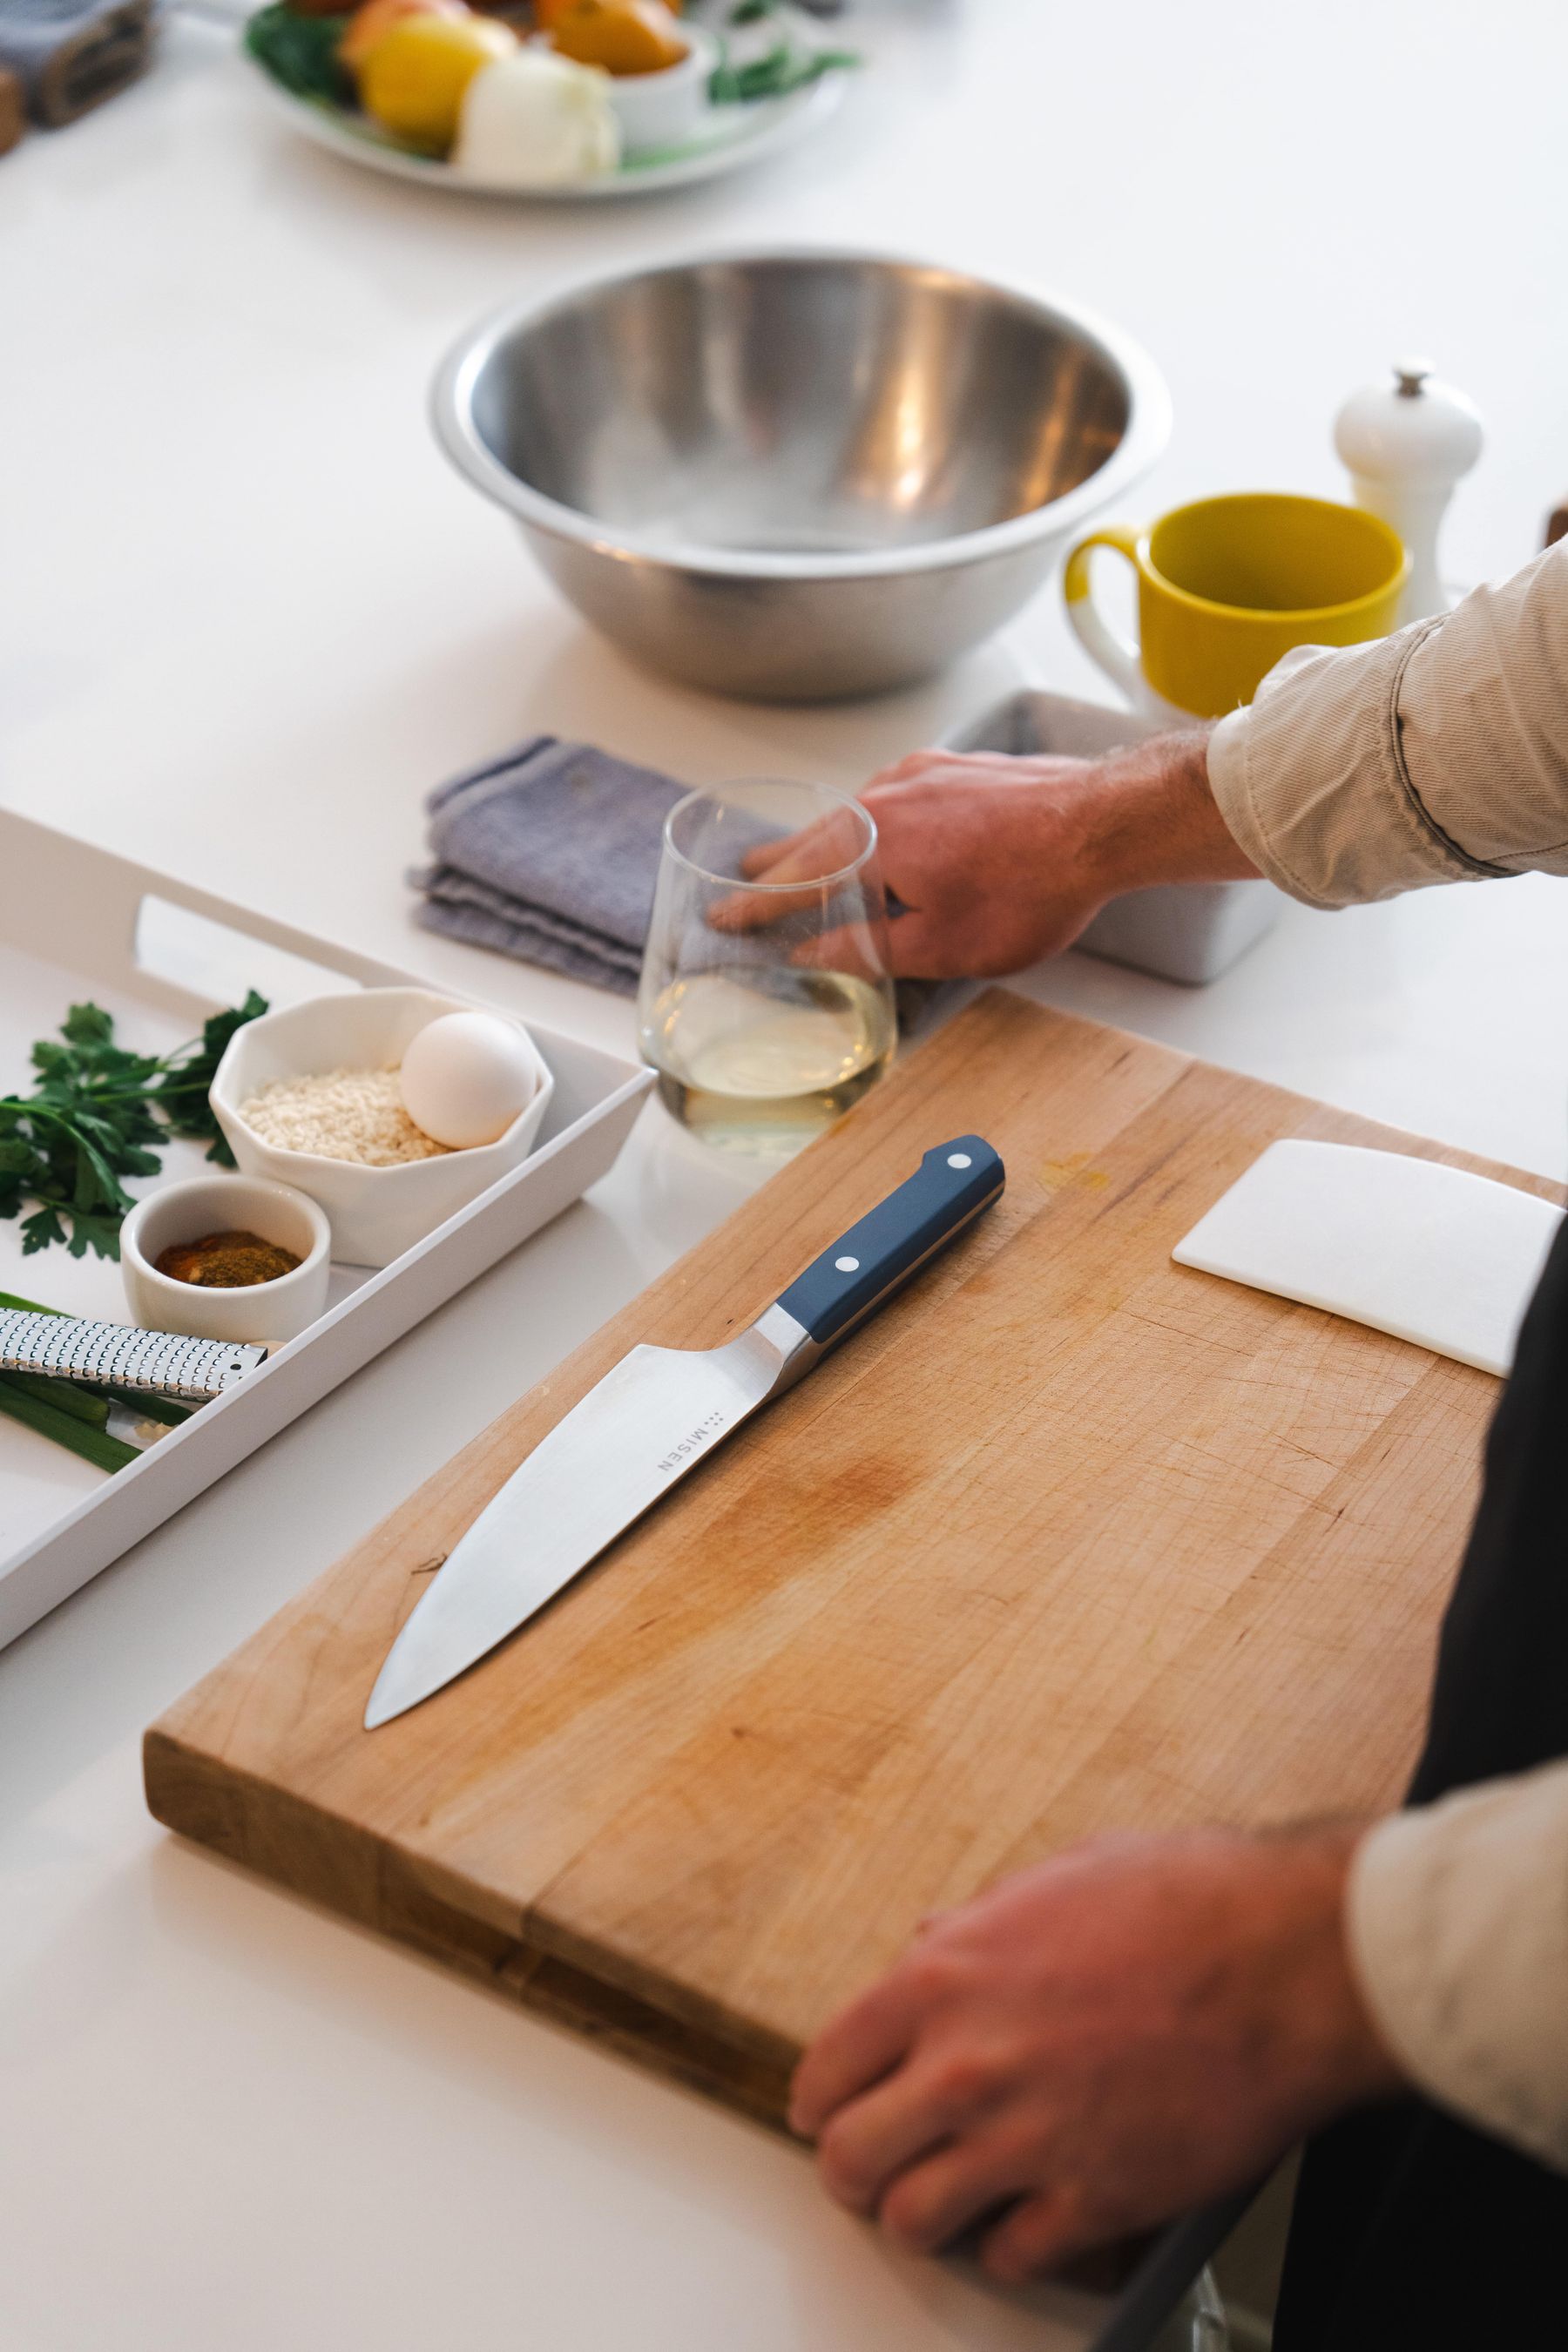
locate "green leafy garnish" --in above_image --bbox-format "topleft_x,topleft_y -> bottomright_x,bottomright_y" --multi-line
709,35 -> 858,105
0,992 -> 267,1261
245,4 -> 355,107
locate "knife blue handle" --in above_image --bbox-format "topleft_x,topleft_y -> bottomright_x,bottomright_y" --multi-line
776,1136 -> 1004,1349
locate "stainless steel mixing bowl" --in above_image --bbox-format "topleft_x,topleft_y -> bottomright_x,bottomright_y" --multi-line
433,250 -> 1170,702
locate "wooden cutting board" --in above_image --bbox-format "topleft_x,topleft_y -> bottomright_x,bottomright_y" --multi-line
145,991 -> 1560,2126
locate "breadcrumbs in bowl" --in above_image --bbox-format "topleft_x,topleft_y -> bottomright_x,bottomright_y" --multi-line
211,989 -> 554,1270
239,1068 -> 450,1166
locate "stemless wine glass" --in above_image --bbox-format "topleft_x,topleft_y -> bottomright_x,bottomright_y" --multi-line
638,779 -> 896,1154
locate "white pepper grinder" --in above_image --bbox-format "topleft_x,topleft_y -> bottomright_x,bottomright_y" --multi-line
1335,360 -> 1484,625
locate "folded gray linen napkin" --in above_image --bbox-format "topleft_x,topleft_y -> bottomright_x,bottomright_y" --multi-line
410,737 -> 687,997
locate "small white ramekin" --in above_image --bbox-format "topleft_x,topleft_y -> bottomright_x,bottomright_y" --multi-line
595,25 -> 716,153
210,988 -> 554,1269
120,1175 -> 332,1347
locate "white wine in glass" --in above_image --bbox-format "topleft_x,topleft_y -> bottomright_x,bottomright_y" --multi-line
638,781 -> 897,1155
644,968 -> 896,1150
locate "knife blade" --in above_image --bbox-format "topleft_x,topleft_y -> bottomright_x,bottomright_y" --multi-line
364,1134 -> 1004,1728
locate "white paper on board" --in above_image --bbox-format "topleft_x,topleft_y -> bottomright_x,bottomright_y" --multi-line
1172,1139 -> 1564,1377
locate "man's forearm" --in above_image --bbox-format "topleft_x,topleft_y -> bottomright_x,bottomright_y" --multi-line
1077,730 -> 1262,902
853,544 -> 1567,975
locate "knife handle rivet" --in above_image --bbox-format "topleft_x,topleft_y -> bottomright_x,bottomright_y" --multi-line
946,1152 -> 973,1169
835,1256 -> 860,1273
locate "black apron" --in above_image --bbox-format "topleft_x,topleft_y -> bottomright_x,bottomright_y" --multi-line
1274,1216 -> 1568,2347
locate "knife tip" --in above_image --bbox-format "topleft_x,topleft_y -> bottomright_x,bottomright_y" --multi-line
362,1681 -> 405,1732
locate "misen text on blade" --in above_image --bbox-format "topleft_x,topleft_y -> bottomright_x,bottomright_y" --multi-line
657,1410 -> 727,1476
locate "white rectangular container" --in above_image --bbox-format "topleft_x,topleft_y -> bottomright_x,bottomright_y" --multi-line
945,688 -> 1284,985
0,812 -> 653,1650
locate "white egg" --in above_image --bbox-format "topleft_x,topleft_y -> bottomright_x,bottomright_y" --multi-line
399,1011 -> 539,1151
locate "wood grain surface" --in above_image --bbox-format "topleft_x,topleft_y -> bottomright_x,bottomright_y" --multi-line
145,991 -> 1560,2126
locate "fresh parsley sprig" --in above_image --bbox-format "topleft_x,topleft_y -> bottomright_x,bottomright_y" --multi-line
0,993 -> 267,1260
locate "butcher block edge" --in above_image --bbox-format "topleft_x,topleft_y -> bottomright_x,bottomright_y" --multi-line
142,1735 -> 798,2120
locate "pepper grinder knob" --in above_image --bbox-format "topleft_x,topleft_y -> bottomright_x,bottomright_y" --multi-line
1334,360 -> 1484,625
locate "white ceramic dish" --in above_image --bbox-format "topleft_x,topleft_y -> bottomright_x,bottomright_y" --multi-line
247,31 -> 846,200
120,1175 -> 333,1347
0,810 -> 652,1652
213,987 -> 555,1267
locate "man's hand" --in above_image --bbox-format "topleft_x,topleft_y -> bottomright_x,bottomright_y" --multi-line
789,1826 -> 1402,2284
716,736 -> 1258,981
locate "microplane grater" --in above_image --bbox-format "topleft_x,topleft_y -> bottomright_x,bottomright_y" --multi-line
0,1308 -> 266,1404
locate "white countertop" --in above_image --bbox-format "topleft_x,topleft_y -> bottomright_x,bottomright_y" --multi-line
3,4 -> 1566,2345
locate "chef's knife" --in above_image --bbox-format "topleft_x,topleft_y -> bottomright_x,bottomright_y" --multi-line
365,1135 -> 1004,1728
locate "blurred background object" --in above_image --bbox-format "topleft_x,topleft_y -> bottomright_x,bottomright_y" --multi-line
0,0 -> 154,125
240,0 -> 856,199
0,63 -> 24,145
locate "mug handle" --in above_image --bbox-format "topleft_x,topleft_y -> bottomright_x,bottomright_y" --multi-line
1063,526 -> 1144,703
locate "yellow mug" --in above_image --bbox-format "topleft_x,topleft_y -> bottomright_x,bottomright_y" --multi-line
1063,492 -> 1409,720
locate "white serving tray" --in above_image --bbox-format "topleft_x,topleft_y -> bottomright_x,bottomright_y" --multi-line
946,689 -> 1285,985
0,811 -> 653,1651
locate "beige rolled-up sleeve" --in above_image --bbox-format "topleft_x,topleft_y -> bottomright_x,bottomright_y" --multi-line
1206,541 -> 1568,909
1348,1760 -> 1568,2173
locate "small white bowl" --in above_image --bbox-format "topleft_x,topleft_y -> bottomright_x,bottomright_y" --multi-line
589,25 -> 716,154
210,989 -> 555,1269
121,1176 -> 332,1348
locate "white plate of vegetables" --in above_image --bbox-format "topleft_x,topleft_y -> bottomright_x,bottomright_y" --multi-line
243,0 -> 855,199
